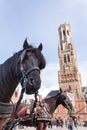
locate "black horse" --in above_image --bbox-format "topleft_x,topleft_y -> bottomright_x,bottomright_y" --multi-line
35,89 -> 73,130
0,39 -> 46,103
0,39 -> 46,129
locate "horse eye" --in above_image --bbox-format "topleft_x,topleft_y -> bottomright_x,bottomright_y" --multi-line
39,61 -> 46,70
39,63 -> 42,70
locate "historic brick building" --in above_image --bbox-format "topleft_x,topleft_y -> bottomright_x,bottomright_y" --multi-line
58,23 -> 82,97
53,23 -> 87,121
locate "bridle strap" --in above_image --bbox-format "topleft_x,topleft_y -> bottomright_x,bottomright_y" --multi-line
20,66 -> 40,85
24,67 -> 40,76
29,91 -> 38,116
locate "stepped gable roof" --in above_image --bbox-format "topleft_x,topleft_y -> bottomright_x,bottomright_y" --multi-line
45,90 -> 59,99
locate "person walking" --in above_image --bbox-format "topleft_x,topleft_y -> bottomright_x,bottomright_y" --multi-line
74,118 -> 78,129
68,116 -> 74,130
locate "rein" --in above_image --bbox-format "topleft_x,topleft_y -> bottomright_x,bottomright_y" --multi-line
29,91 -> 38,117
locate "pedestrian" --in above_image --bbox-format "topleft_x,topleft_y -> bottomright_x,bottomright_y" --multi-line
65,119 -> 68,128
13,123 -> 18,130
74,118 -> 78,129
56,118 -> 60,127
60,118 -> 64,128
68,116 -> 74,130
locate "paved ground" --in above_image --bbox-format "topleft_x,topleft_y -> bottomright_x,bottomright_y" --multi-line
21,126 -> 87,130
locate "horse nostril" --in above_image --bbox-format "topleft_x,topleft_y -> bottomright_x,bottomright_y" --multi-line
28,76 -> 41,88
29,78 -> 33,86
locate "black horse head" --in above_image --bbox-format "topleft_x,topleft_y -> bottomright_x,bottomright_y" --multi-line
56,89 -> 73,111
0,39 -> 46,102
18,39 -> 46,94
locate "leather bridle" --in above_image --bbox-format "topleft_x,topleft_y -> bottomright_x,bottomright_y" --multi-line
20,48 -> 40,88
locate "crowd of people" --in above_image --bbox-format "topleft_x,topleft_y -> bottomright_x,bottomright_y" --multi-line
48,116 -> 79,130
55,117 -> 64,128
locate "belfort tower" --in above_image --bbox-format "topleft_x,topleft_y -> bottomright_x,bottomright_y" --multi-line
58,23 -> 82,98
55,23 -> 87,120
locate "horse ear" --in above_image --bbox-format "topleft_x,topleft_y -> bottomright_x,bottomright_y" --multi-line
38,43 -> 43,51
23,38 -> 29,49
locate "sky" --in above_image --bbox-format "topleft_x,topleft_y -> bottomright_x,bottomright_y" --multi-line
0,0 -> 87,98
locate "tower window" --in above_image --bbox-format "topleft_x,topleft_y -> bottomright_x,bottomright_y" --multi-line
63,30 -> 65,36
67,54 -> 70,62
67,30 -> 69,35
64,55 -> 67,63
61,44 -> 63,50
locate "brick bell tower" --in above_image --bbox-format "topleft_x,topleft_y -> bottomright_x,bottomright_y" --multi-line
58,23 -> 82,99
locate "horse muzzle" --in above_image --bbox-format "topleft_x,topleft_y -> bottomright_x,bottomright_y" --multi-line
25,76 -> 41,94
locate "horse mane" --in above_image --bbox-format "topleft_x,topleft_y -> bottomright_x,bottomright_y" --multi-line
0,52 -> 21,102
45,90 -> 60,99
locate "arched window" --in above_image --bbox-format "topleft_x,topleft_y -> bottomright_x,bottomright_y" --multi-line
63,30 -> 65,36
67,54 -> 70,62
64,55 -> 66,63
67,30 -> 69,35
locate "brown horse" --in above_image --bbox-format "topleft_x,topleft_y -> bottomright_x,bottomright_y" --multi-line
0,39 -> 46,130
4,89 -> 73,130
34,90 -> 73,130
